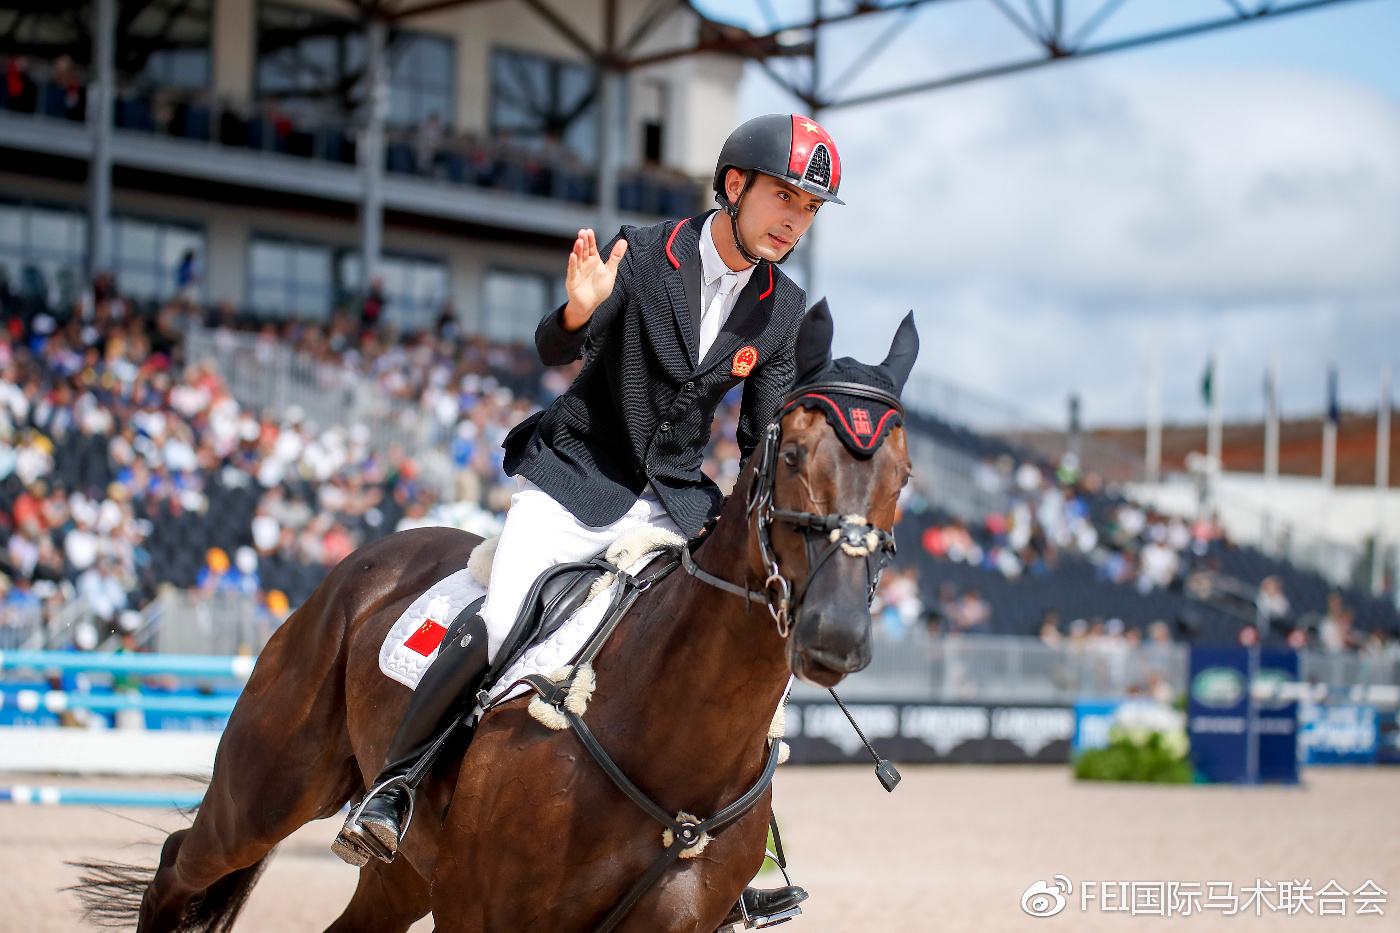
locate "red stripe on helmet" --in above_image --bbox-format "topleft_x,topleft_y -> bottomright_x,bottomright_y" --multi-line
788,114 -> 840,193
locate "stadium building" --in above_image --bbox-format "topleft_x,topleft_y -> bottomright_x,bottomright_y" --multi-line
0,0 -> 750,337
2,0 -> 1395,778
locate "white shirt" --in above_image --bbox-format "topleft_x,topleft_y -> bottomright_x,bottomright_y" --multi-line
696,212 -> 756,362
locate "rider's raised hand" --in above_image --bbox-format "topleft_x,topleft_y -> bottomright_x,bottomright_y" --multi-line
562,228 -> 627,332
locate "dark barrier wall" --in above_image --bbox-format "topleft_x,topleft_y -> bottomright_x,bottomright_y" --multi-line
784,700 -> 1075,765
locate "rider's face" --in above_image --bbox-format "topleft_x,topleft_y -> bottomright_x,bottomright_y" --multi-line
725,171 -> 824,263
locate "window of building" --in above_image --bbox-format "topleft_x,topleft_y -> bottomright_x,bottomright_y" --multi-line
0,202 -> 203,308
255,3 -> 363,127
490,47 -> 600,160
481,268 -> 560,343
338,252 -> 450,332
124,0 -> 214,90
386,33 -> 454,127
637,79 -> 668,164
0,200 -> 87,310
110,216 -> 205,302
256,2 -> 454,129
0,0 -> 211,91
248,236 -> 333,320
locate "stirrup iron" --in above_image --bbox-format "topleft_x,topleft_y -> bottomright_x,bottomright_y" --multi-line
332,776 -> 416,865
738,897 -> 802,929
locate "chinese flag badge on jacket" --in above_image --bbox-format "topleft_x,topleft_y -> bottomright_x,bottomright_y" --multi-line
732,345 -> 759,377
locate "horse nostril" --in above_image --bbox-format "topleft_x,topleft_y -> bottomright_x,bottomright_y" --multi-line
802,642 -> 870,675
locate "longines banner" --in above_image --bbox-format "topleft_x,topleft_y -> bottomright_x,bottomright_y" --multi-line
784,700 -> 1076,765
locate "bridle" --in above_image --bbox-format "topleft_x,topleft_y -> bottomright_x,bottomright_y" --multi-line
681,381 -> 901,637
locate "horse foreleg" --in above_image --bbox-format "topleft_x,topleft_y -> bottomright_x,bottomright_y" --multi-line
324,855 -> 431,933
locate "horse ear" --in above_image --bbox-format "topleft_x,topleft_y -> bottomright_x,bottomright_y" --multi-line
795,299 -> 834,384
880,310 -> 920,395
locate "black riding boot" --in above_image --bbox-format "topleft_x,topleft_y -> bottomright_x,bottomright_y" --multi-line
720,885 -> 809,929
332,610 -> 491,867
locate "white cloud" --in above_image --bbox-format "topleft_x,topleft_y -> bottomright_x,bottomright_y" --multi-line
845,283 -> 1397,427
771,63 -> 1400,424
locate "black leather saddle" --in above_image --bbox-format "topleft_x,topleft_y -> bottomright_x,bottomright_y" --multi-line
439,543 -> 614,702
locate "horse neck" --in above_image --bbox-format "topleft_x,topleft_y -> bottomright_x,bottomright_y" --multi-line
595,457 -> 792,795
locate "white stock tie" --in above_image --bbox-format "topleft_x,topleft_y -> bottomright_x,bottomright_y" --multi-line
699,272 -> 740,362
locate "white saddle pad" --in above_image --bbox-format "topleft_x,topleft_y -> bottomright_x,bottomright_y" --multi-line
379,528 -> 684,704
377,566 -> 487,690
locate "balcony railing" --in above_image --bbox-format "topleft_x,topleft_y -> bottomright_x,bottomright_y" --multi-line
0,72 -> 702,219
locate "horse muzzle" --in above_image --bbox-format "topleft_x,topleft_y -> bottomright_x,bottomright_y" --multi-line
787,608 -> 873,687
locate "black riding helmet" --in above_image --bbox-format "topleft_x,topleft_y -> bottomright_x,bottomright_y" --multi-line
712,113 -> 845,265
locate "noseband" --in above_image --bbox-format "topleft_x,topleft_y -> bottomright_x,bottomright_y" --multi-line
681,381 -> 900,637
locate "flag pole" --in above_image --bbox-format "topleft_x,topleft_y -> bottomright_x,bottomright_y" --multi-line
1265,357 -> 1279,484
1321,363 -> 1339,540
1322,364 -> 1338,489
1146,347 -> 1162,483
1374,367 -> 1392,595
1264,356 -> 1279,546
1207,353 -> 1223,488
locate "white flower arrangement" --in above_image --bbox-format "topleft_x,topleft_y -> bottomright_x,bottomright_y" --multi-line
1108,700 -> 1189,760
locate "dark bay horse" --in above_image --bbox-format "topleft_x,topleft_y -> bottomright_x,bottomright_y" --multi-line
73,302 -> 918,932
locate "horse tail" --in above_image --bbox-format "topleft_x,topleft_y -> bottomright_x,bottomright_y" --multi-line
68,856 -> 156,928
68,845 -> 275,932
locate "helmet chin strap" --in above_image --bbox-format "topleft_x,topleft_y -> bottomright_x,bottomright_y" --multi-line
724,172 -> 800,267
726,203 -> 765,267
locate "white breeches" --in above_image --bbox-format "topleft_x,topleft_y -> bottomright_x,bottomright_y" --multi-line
479,475 -> 683,661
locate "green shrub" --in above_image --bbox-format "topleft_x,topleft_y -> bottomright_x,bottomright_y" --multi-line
1074,732 -> 1194,783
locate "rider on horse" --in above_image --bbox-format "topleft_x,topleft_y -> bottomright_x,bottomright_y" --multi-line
336,112 -> 846,922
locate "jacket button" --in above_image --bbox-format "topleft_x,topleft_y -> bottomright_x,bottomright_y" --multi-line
684,381 -> 694,391
660,422 -> 672,432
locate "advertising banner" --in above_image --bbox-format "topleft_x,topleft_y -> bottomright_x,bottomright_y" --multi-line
784,700 -> 1075,765
1187,646 -> 1252,783
1071,700 -> 1121,755
1254,648 -> 1301,784
1301,703 -> 1378,765
1186,646 -> 1301,783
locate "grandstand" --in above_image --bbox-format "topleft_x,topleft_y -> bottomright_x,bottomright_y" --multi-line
1,0 -> 1396,756
0,0 -> 741,337
6,267 -> 1399,681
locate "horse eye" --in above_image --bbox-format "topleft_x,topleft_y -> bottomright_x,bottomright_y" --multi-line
782,447 -> 801,468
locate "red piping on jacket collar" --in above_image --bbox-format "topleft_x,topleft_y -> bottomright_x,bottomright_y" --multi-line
795,392 -> 899,451
665,217 -> 690,269
666,215 -> 775,301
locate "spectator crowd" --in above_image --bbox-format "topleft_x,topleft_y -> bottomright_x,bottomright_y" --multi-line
0,260 -> 758,653
875,450 -> 1400,661
1,54 -> 700,216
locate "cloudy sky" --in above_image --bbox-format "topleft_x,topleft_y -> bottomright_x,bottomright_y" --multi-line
702,0 -> 1400,428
